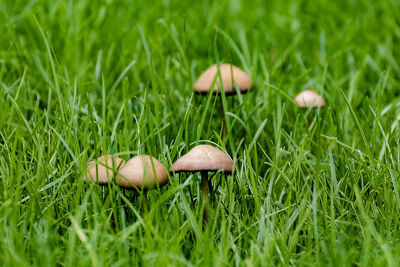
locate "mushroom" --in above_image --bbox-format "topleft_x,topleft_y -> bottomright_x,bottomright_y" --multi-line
116,155 -> 168,189
295,90 -> 326,108
193,63 -> 252,138
170,144 -> 234,221
84,155 -> 125,185
194,64 -> 252,95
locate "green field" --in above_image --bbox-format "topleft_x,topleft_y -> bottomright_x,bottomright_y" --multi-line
1,0 -> 400,266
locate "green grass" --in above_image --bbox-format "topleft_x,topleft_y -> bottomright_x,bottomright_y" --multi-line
1,0 -> 400,265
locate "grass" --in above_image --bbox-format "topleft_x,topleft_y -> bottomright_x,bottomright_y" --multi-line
1,0 -> 400,265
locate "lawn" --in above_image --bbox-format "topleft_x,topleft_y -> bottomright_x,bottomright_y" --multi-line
1,0 -> 400,266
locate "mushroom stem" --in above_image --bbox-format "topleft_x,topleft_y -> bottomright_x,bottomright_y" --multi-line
200,171 -> 210,222
220,98 -> 227,139
208,176 -> 213,202
141,190 -> 148,215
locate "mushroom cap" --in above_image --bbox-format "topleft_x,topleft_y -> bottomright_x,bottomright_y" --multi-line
170,145 -> 234,173
85,155 -> 125,184
295,90 -> 326,108
116,155 -> 168,189
193,64 -> 252,95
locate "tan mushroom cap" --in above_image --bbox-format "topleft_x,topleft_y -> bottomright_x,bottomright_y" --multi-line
295,90 -> 326,108
194,64 -> 252,94
170,145 -> 234,173
116,155 -> 168,189
85,155 -> 125,184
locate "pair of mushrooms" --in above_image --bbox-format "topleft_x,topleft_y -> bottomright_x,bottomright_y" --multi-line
85,154 -> 169,189
194,63 -> 326,111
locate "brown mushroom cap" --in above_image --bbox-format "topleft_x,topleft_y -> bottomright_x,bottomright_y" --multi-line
295,90 -> 326,108
116,155 -> 168,189
170,145 -> 234,173
85,155 -> 125,184
193,64 -> 252,95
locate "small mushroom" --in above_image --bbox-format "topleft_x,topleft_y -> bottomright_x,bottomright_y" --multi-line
194,64 -> 252,138
295,90 -> 326,108
84,155 -> 125,185
170,144 -> 234,221
194,64 -> 252,95
116,155 -> 168,189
